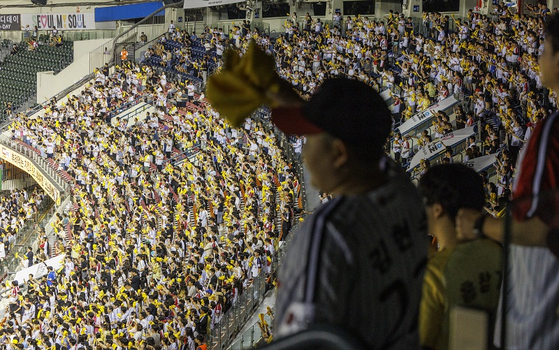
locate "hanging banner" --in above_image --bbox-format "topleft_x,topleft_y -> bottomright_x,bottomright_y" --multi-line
0,15 -> 21,31
397,95 -> 459,135
21,13 -> 95,30
463,153 -> 497,173
184,0 -> 245,9
13,254 -> 66,285
407,126 -> 476,171
0,145 -> 62,205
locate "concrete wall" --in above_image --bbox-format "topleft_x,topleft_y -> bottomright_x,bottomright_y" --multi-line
36,39 -> 112,104
1,178 -> 36,192
73,38 -> 111,60
118,23 -> 167,44
376,1 -> 403,17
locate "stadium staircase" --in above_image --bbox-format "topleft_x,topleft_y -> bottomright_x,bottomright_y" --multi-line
0,41 -> 73,112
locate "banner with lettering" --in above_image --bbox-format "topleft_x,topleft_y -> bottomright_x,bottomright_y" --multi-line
13,254 -> 66,285
463,153 -> 497,173
21,13 -> 95,30
407,126 -> 476,171
0,145 -> 62,205
184,0 -> 245,9
0,14 -> 21,31
397,95 -> 459,136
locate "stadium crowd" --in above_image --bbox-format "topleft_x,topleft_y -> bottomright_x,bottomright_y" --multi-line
0,187 -> 45,265
0,4 -> 555,350
3,49 -> 300,348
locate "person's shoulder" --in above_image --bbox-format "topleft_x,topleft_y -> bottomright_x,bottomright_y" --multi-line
427,247 -> 453,273
453,238 -> 502,256
448,239 -> 502,271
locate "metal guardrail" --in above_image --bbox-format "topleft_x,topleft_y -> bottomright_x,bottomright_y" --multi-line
252,109 -> 307,210
0,134 -> 70,194
1,196 -> 55,277
167,143 -> 202,166
110,1 -> 185,65
230,311 -> 274,350
134,32 -> 167,64
209,273 -> 268,350
229,229 -> 295,350
108,95 -> 154,122
209,223 -> 296,350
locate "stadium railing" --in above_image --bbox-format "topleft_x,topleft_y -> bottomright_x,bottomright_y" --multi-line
108,95 -> 155,124
252,109 -> 307,210
164,144 -> 202,166
134,32 -> 167,63
0,194 -> 55,283
110,1 -> 185,65
209,222 -> 296,350
229,309 -> 274,350
0,134 -> 71,196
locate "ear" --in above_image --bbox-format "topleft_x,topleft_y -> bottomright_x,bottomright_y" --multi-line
431,203 -> 444,219
331,139 -> 349,169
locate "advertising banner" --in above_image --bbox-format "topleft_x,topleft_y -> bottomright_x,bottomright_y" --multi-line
407,126 -> 476,170
21,13 -> 95,30
0,145 -> 62,205
463,153 -> 497,173
13,254 -> 66,285
397,95 -> 459,135
0,15 -> 21,31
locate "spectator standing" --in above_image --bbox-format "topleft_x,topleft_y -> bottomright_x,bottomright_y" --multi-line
0,240 -> 5,262
419,164 -> 502,350
272,79 -> 427,348
25,246 -> 33,267
140,32 -> 148,44
44,137 -> 55,159
456,14 -> 559,349
168,20 -> 176,36
120,46 -> 128,64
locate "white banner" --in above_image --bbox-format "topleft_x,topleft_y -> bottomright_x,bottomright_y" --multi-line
397,96 -> 459,136
184,0 -> 245,9
463,153 -> 497,173
21,13 -> 95,30
13,254 -> 66,285
380,89 -> 392,102
407,126 -> 475,170
408,140 -> 445,170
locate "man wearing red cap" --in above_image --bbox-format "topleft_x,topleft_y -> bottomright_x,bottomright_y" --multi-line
271,78 -> 428,349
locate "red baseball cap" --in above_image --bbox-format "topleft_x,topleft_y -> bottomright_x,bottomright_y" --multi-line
271,78 -> 392,160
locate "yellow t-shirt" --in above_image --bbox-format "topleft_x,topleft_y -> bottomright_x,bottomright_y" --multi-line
420,239 -> 502,350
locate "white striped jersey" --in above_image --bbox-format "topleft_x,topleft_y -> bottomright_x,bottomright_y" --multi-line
494,111 -> 559,349
274,165 -> 428,349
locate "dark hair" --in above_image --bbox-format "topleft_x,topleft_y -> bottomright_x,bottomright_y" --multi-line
545,13 -> 559,54
419,164 -> 485,220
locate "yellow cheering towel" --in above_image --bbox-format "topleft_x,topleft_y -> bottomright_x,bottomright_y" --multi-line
206,40 -> 280,127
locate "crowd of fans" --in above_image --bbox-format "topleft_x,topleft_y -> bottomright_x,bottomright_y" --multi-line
3,39 -> 300,348
0,4 -> 555,349
268,6 -> 556,216
0,187 -> 44,265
